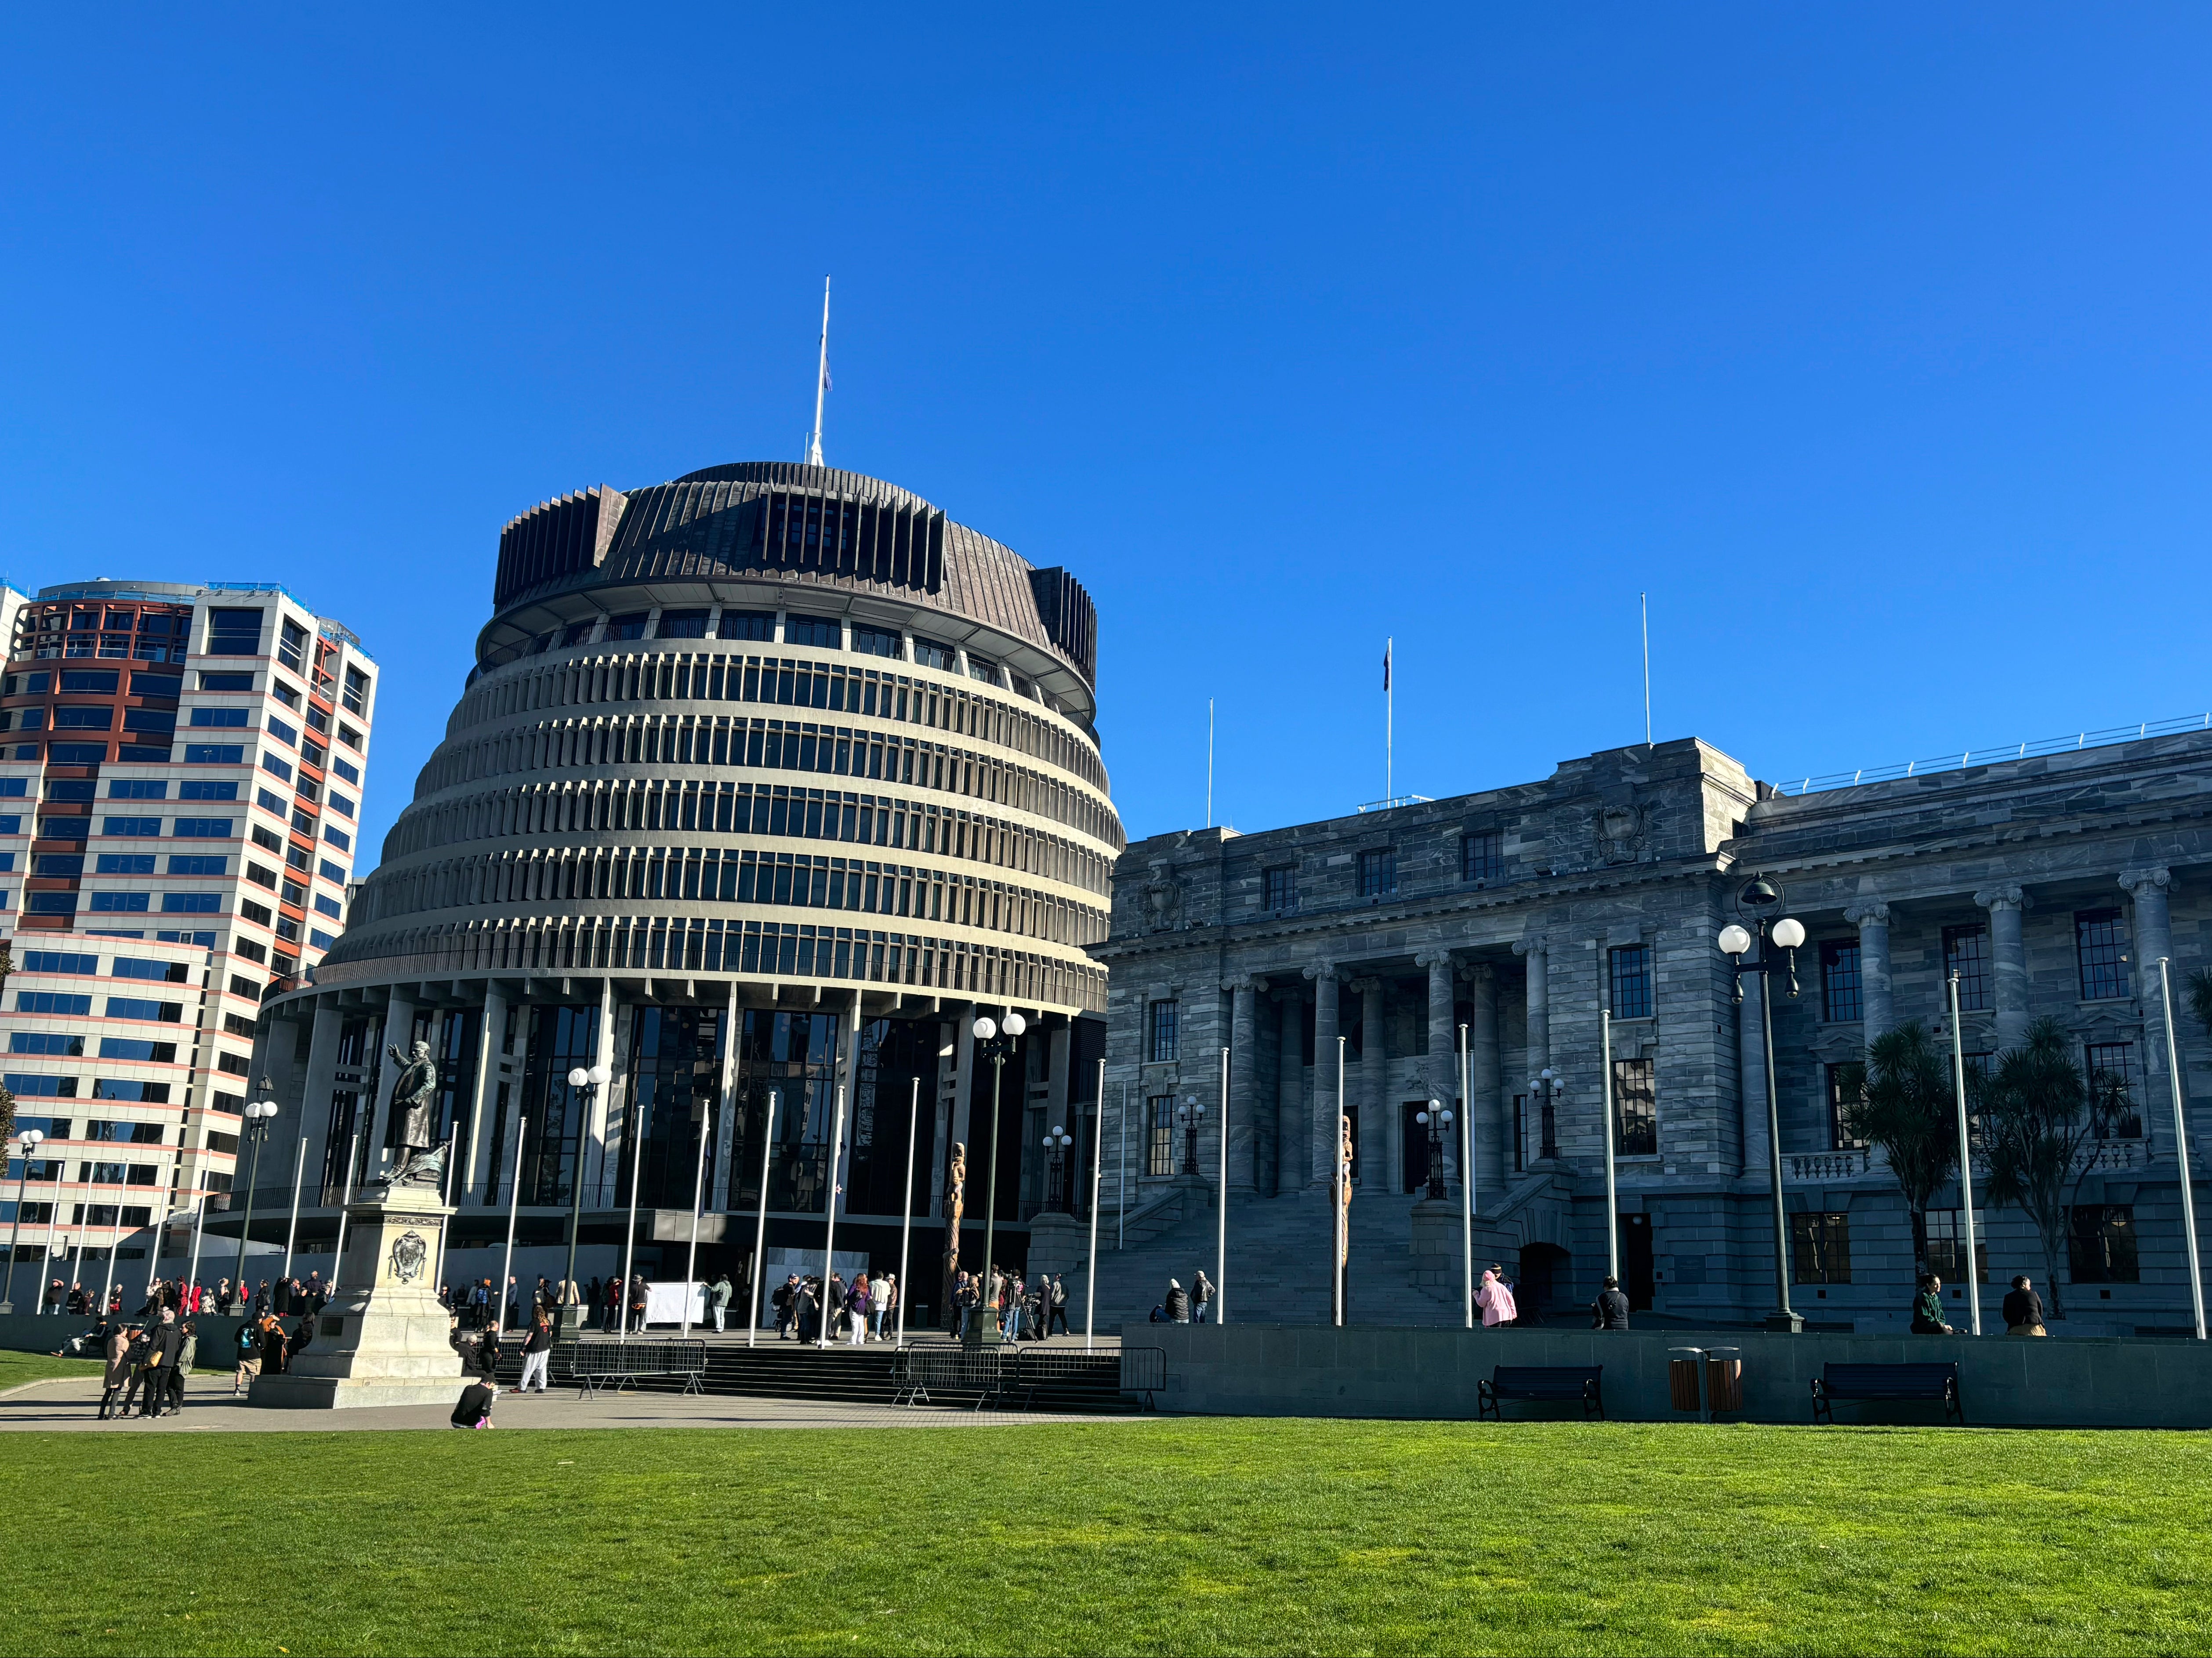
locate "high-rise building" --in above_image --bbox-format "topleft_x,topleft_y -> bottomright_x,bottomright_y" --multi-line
243,461 -> 1119,1314
0,580 -> 376,1291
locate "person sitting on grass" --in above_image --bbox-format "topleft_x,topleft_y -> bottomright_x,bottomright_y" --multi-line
1911,1273 -> 1956,1335
450,1379 -> 497,1429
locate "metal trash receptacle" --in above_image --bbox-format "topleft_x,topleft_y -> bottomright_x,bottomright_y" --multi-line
1705,1346 -> 1744,1413
1666,1347 -> 1706,1416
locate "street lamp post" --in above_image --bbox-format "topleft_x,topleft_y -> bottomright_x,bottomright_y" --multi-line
1041,1126 -> 1073,1212
1175,1095 -> 1205,1176
560,1061 -> 612,1338
230,1085 -> 280,1305
968,1010 -> 1026,1346
1526,1070 -> 1563,1162
1717,875 -> 1809,1334
0,1129 -> 47,1314
1413,1098 -> 1455,1201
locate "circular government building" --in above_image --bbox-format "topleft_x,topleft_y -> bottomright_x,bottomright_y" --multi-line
246,462 -> 1121,1321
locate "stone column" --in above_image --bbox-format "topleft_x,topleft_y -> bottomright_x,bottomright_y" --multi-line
1223,976 -> 1262,1191
296,1000 -> 343,1201
1975,886 -> 2031,1049
1513,934 -> 1549,1073
1349,977 -> 1385,1187
1304,960 -> 1339,1190
1272,988 -> 1303,1193
464,986 -> 508,1202
1417,949 -> 1458,1186
366,990 -> 417,1180
1844,900 -> 1893,1049
1466,962 -> 1501,1206
2121,868 -> 2175,1144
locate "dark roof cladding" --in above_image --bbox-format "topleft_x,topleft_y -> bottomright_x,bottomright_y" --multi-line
491,461 -> 1098,688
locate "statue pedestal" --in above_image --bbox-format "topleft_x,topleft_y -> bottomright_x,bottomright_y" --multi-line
250,1188 -> 467,1410
1026,1211 -> 1086,1281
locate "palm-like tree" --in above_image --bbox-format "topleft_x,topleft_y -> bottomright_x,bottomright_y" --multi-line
2187,967 -> 2212,1046
1836,1021 -> 1959,1280
1977,1016 -> 2103,1321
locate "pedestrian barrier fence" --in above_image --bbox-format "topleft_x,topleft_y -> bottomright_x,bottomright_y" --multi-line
564,1338 -> 708,1396
1118,1345 -> 1164,1410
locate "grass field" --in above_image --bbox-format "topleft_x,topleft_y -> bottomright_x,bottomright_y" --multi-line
7,1419 -> 2208,1656
0,1350 -> 102,1390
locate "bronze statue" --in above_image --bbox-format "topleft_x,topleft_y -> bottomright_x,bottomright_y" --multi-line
384,1040 -> 445,1188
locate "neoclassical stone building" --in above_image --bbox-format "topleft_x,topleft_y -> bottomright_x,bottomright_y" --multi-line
228,462 -> 1120,1314
1090,732 -> 2212,1332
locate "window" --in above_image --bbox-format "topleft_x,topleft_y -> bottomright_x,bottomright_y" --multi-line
324,825 -> 351,851
25,894 -> 79,914
185,744 -> 244,764
262,755 -> 293,782
966,655 -> 1001,685
331,757 -> 359,786
1357,848 -> 1396,897
912,637 -> 955,671
198,672 -> 254,691
785,615 -> 841,649
206,608 -> 264,655
21,951 -> 96,974
266,716 -> 298,748
606,612 -> 647,641
162,893 -> 221,915
329,793 -> 354,819
92,1082 -> 170,1105
1825,1062 -> 1868,1151
105,997 -> 182,1022
240,899 -> 272,927
233,938 -> 266,964
1264,866 -> 1297,912
309,927 -> 336,951
1460,830 -> 1504,883
1611,1057 -> 1656,1155
248,862 -> 278,889
257,791 -> 286,817
2067,1204 -> 2139,1282
99,1038 -> 177,1062
718,610 -> 775,642
94,855 -> 155,875
179,781 -> 237,801
313,893 -> 342,919
1146,1096 -> 1176,1177
1942,924 -> 1991,1011
34,854 -> 83,876
1609,944 -> 1653,1019
188,707 -> 247,728
174,818 -> 234,839
59,670 -> 118,693
1924,1209 -> 1989,1283
109,780 -> 167,800
1148,999 -> 1180,1063
557,620 -> 596,648
49,744 -> 109,764
342,665 -> 371,716
167,856 -> 227,876
278,617 -> 308,673
9,1033 -> 83,1056
37,816 -> 87,841
319,859 -> 347,883
654,608 -> 709,639
2084,1042 -> 2143,1139
87,1120 -> 164,1144
852,625 -> 901,659
89,893 -> 151,913
101,816 -> 161,837
4,1073 -> 78,1097
217,1051 -> 251,1077
52,706 -> 114,729
44,780 -> 94,803
2076,909 -> 2130,1000
269,679 -> 301,710
1821,940 -> 1863,1022
1791,1213 -> 1852,1284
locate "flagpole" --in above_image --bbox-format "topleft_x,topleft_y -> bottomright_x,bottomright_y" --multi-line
1385,637 -> 1393,803
806,275 -> 830,467
1205,699 -> 1214,829
1641,593 -> 1652,749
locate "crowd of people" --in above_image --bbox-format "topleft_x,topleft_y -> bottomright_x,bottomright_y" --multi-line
945,1267 -> 1069,1341
767,1269 -> 909,1342
43,1270 -> 334,1322
69,1279 -> 321,1419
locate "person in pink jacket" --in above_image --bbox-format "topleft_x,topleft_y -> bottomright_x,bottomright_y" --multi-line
1477,1268 -> 1518,1328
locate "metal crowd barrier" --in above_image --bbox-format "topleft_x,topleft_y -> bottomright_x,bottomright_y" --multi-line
1118,1346 -> 1164,1411
565,1338 -> 708,1397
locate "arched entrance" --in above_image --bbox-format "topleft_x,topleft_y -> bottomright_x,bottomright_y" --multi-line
1517,1242 -> 1570,1324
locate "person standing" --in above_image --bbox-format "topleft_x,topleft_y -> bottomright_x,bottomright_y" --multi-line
139,1311 -> 181,1418
844,1274 -> 870,1346
708,1273 -> 732,1334
1047,1274 -> 1069,1337
98,1323 -> 134,1419
232,1318 -> 262,1397
1477,1268 -> 1517,1329
1591,1276 -> 1631,1330
627,1272 -> 649,1335
165,1321 -> 197,1415
519,1316 -> 553,1392
872,1273 -> 895,1341
773,1274 -> 797,1340
1192,1270 -> 1215,1325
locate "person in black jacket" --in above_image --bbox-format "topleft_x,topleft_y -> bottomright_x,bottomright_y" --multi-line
2002,1274 -> 2049,1336
1591,1276 -> 1632,1330
450,1380 -> 497,1429
140,1314 -> 182,1418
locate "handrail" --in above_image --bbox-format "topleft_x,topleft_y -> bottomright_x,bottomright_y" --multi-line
1773,713 -> 2212,797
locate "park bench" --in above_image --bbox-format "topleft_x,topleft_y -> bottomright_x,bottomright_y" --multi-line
1811,1361 -> 1963,1425
1477,1365 -> 1605,1421
566,1339 -> 707,1397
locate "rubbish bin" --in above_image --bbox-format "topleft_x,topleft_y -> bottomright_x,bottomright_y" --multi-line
1705,1347 -> 1743,1413
1666,1347 -> 1707,1417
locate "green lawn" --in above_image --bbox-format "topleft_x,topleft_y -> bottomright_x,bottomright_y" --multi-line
6,1419 -> 2207,1655
0,1350 -> 102,1390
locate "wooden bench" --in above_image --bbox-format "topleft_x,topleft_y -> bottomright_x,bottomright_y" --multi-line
1478,1365 -> 1605,1421
566,1339 -> 707,1397
1811,1361 -> 1963,1425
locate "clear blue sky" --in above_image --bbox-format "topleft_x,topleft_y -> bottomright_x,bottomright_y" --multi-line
5,8 -> 2209,864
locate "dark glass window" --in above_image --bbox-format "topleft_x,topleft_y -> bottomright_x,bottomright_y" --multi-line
605,613 -> 649,641
1460,830 -> 1504,882
2075,908 -> 2130,1000
2084,1041 -> 2143,1139
1925,1209 -> 1988,1283
2067,1204 -> 2139,1282
1148,999 -> 1179,1064
342,666 -> 371,716
785,615 -> 841,649
717,610 -> 775,642
1357,848 -> 1396,897
1942,923 -> 1991,1011
1146,1095 -> 1176,1177
1821,940 -> 1864,1022
205,608 -> 264,655
1609,945 -> 1653,1019
655,608 -> 709,639
59,670 -> 118,693
1264,866 -> 1297,911
913,638 -> 955,671
966,655 -> 1000,685
1826,1061 -> 1868,1151
558,621 -> 595,647
1791,1213 -> 1852,1283
851,625 -> 901,659
1611,1057 -> 1656,1155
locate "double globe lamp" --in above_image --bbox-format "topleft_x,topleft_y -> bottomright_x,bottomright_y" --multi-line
556,1061 -> 614,1332
969,1011 -> 1027,1333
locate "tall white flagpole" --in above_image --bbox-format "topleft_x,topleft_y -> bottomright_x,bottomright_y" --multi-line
1385,637 -> 1393,803
817,1084 -> 847,1347
1948,972 -> 1983,1337
896,1078 -> 918,1348
1085,1058 -> 1104,1352
1216,1046 -> 1229,1325
682,1095 -> 711,1337
748,1090 -> 777,1348
1459,1022 -> 1474,1329
806,276 -> 830,467
280,1137 -> 307,1284
1206,699 -> 1214,829
2160,959 -> 2207,1340
496,1119 -> 526,1339
1642,592 -> 1652,750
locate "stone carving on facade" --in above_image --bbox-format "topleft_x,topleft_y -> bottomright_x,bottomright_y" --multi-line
2119,866 -> 2172,901
1842,900 -> 1892,929
1591,800 -> 1651,865
1973,884 -> 2028,913
1142,860 -> 1186,933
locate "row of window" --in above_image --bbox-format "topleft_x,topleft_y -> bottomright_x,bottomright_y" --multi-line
5,1074 -> 176,1101
0,1118 -> 165,1144
1817,909 -> 2135,1022
1791,1205 -> 2139,1285
8,1032 -> 180,1061
457,650 -> 1106,796
13,993 -> 185,1022
372,777 -> 1110,931
1263,833 -> 1509,913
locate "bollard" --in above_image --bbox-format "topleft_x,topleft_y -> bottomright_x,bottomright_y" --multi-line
1706,1347 -> 1743,1414
1666,1346 -> 1707,1419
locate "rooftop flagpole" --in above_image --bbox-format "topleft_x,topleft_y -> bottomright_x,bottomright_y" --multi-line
1642,593 -> 1652,749
1384,638 -> 1393,804
806,276 -> 831,467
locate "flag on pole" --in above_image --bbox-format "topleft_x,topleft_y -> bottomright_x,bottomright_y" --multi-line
1382,641 -> 1391,692
822,361 -> 832,391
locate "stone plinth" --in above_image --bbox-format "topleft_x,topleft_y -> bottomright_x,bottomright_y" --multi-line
1026,1210 -> 1087,1281
250,1189 -> 465,1410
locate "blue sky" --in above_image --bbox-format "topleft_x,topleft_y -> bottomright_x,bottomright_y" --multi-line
4,8 -> 2209,862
